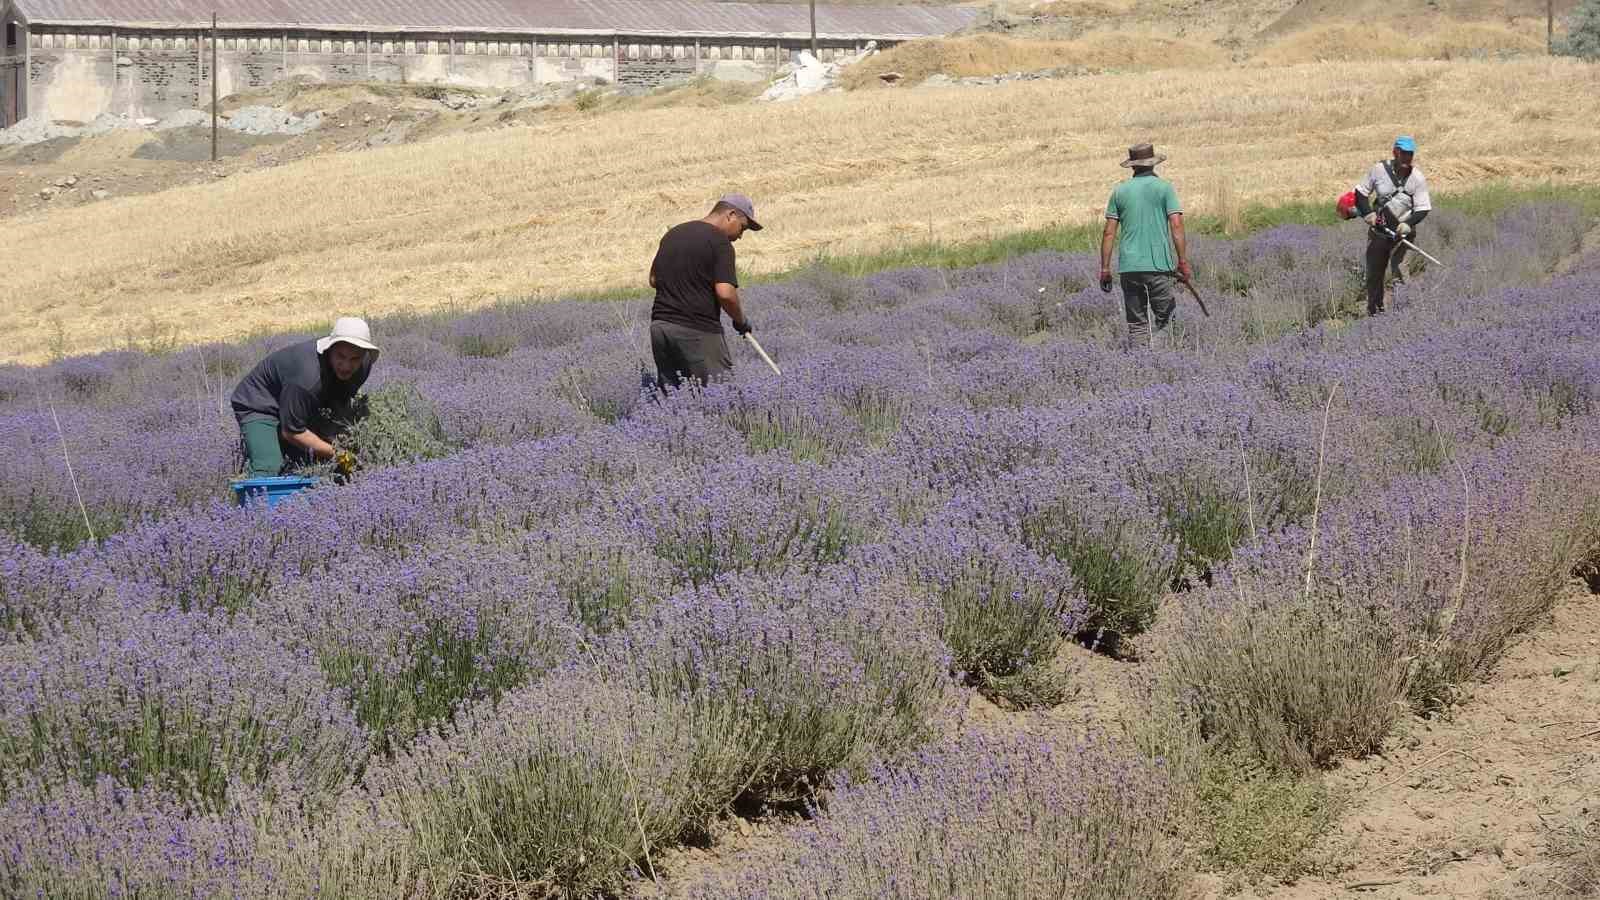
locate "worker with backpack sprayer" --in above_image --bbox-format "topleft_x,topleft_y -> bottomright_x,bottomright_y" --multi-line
1343,135 -> 1433,315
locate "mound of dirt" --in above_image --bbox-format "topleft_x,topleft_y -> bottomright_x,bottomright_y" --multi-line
840,33 -> 1230,88
1254,21 -> 1545,64
131,128 -> 290,163
1259,0 -> 1578,39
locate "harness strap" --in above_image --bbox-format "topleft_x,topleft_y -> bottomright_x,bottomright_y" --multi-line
1379,160 -> 1415,205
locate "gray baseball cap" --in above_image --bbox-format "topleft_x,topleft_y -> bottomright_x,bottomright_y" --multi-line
718,193 -> 763,231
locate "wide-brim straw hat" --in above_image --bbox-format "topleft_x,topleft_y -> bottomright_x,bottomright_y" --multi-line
316,316 -> 380,358
1119,142 -> 1167,168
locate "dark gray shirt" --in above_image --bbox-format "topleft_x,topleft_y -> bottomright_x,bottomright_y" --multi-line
230,339 -> 368,433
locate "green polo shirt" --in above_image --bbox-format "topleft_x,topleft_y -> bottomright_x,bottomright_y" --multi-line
1105,173 -> 1182,274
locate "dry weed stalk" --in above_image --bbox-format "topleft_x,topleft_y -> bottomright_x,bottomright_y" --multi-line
1302,382 -> 1339,602
48,402 -> 96,543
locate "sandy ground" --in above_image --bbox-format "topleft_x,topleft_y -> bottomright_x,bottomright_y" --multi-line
632,587 -> 1600,898
0,82 -> 573,220
1247,588 -> 1600,900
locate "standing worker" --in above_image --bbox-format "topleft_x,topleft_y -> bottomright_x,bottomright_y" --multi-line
648,194 -> 762,389
1099,143 -> 1193,347
230,317 -> 378,477
1353,135 -> 1432,315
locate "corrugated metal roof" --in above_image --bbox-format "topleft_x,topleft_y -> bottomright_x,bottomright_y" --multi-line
12,0 -> 979,39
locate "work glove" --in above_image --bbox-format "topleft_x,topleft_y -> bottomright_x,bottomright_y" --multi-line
1099,270 -> 1114,293
1396,222 -> 1413,237
334,449 -> 357,476
1362,212 -> 1379,227
733,318 -> 754,336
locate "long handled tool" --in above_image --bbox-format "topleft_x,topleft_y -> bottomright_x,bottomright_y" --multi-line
1175,272 -> 1210,317
1164,269 -> 1209,315
1379,225 -> 1445,268
744,334 -> 782,376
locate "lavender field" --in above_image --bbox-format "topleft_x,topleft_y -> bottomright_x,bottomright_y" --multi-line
2,203 -> 1599,898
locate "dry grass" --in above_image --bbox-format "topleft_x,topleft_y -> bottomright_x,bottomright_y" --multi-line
1255,22 -> 1545,65
840,33 -> 1231,87
1029,0 -> 1136,17
4,57 -> 1600,364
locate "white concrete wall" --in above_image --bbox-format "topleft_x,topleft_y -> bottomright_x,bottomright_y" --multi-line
17,27 -> 886,124
28,42 -> 113,122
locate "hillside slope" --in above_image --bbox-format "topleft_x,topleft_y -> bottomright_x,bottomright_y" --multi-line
3,57 -> 1598,363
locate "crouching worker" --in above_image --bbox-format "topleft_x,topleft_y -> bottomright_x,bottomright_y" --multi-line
1354,135 -> 1432,315
648,194 -> 761,389
230,317 -> 379,477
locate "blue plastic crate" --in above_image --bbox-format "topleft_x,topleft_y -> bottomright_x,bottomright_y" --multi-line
231,476 -> 318,509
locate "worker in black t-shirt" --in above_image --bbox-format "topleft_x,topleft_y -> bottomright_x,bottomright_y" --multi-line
647,194 -> 762,389
230,317 -> 378,477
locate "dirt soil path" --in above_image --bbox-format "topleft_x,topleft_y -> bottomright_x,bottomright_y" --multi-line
646,586 -> 1600,899
1249,588 -> 1600,900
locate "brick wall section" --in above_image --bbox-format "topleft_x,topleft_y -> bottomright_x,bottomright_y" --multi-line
126,49 -> 204,111
617,55 -> 697,88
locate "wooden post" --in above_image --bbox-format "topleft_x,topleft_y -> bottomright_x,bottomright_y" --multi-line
365,30 -> 371,77
210,13 -> 217,163
22,20 -> 30,123
809,0 -> 817,58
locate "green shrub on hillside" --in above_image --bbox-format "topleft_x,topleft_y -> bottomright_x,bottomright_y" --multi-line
1557,0 -> 1600,59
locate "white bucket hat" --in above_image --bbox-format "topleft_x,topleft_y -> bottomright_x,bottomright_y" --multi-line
316,316 -> 380,358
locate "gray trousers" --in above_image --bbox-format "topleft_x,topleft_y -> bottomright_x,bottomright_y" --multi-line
1120,272 -> 1178,347
650,320 -> 732,389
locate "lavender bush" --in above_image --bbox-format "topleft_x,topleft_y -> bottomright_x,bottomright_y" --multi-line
600,571 -> 956,793
686,731 -> 1188,900
0,200 -> 1595,894
856,522 -> 1085,706
0,608 -> 368,809
264,538 -> 580,751
1141,417 -> 1600,772
365,670 -> 752,897
0,775 -> 266,898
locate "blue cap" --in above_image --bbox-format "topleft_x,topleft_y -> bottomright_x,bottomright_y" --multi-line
1394,135 -> 1417,153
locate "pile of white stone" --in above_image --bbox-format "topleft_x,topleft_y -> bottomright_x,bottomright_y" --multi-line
758,42 -> 878,103
0,105 -> 323,146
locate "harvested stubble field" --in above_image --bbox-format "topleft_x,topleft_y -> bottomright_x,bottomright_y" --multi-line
4,56 -> 1600,363
3,190 -> 1600,896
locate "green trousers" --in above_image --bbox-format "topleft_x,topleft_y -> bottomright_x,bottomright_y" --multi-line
239,419 -> 288,477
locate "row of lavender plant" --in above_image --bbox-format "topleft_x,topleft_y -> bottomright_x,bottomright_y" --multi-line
0,205 -> 1586,550
0,203 -> 1597,896
660,273 -> 1600,896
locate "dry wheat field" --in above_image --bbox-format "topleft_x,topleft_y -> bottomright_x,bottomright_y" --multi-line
3,55 -> 1599,363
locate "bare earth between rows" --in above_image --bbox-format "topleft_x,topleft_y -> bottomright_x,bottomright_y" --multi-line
635,586 -> 1600,898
